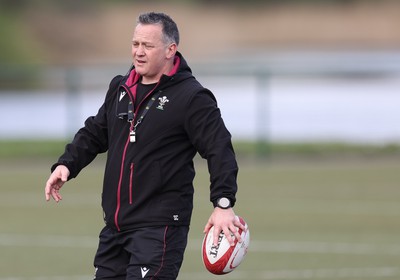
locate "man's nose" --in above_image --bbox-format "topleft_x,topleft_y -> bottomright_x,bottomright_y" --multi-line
136,45 -> 145,56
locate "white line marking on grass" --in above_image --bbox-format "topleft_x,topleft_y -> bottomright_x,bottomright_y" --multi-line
188,239 -> 400,255
179,267 -> 400,279
1,268 -> 399,280
249,240 -> 400,255
258,267 -> 400,279
0,193 -> 100,207
0,233 -> 97,248
2,234 -> 400,256
0,276 -> 91,280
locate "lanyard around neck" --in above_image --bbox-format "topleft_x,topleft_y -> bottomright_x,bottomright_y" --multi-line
128,84 -> 160,143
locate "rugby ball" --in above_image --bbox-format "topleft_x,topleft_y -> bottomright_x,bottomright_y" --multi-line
202,216 -> 250,275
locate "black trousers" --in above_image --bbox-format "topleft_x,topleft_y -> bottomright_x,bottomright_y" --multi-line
93,225 -> 189,280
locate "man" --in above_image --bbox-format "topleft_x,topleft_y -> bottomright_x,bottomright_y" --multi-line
45,12 -> 243,280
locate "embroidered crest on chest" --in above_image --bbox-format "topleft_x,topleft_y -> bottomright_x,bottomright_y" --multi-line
156,96 -> 169,110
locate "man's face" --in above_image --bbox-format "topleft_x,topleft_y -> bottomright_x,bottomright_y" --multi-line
132,23 -> 171,84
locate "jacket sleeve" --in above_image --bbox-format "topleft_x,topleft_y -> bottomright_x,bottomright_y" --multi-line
184,89 -> 238,207
51,75 -> 122,179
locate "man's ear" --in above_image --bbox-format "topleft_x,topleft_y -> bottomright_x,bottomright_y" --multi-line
166,43 -> 177,59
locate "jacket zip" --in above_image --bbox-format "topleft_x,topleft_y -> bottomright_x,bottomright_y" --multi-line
113,84 -> 135,231
114,136 -> 130,232
129,163 -> 134,204
113,82 -> 160,231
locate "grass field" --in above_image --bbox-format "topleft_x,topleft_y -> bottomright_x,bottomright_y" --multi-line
1,143 -> 400,280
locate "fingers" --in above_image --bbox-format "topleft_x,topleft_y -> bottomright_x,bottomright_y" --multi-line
203,222 -> 212,235
44,165 -> 69,202
45,178 -> 55,201
205,208 -> 244,247
45,179 -> 63,202
45,184 -> 51,201
233,218 -> 246,241
209,218 -> 240,247
226,224 -> 241,246
61,173 -> 68,183
49,185 -> 62,202
212,225 -> 222,246
211,224 -> 241,247
217,220 -> 246,246
230,224 -> 242,244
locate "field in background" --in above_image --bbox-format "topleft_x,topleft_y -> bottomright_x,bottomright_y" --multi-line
0,142 -> 400,280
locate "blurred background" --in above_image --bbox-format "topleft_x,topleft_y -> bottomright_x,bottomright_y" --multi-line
1,0 -> 400,144
1,0 -> 400,279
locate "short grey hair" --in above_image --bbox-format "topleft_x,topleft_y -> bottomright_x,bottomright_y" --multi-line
137,12 -> 180,46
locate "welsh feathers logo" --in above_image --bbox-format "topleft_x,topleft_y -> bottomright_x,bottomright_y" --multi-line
156,96 -> 169,110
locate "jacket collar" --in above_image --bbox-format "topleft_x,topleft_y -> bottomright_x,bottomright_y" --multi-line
124,51 -> 191,89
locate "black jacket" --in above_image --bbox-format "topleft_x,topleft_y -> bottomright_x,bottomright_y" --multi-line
53,52 -> 238,231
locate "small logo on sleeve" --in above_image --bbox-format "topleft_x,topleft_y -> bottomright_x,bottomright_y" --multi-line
119,90 -> 127,102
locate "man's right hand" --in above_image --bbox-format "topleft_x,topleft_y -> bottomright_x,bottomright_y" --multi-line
45,165 -> 70,202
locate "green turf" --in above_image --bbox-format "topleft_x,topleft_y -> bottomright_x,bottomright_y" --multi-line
1,154 -> 400,279
1,139 -> 400,159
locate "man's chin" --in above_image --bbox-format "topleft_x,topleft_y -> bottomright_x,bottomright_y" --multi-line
135,69 -> 145,76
